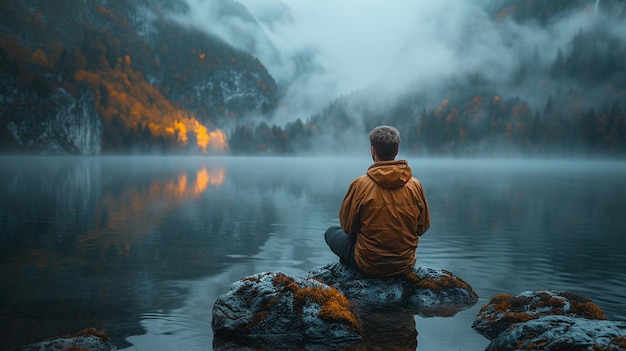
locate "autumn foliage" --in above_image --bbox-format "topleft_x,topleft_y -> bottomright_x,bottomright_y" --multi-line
74,55 -> 227,153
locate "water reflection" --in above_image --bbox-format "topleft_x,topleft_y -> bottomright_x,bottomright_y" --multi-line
212,308 -> 419,351
413,159 -> 626,322
352,309 -> 418,351
0,157 -> 624,351
0,157 -> 273,350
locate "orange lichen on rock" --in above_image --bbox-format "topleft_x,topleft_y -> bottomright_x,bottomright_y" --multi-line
31,327 -> 110,351
535,296 -> 567,310
481,291 -> 605,321
474,290 -> 609,341
62,345 -> 90,351
611,336 -> 626,348
296,285 -> 361,333
272,272 -> 295,288
481,293 -> 514,314
476,293 -> 537,329
406,270 -> 476,296
560,292 -> 607,320
73,327 -> 108,340
48,327 -> 109,342
570,300 -> 606,320
242,276 -> 258,284
271,273 -> 362,333
526,341 -> 548,349
245,296 -> 278,329
499,311 -> 534,324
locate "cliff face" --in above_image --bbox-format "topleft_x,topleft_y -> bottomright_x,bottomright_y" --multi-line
0,0 -> 279,154
4,76 -> 103,155
0,65 -> 104,155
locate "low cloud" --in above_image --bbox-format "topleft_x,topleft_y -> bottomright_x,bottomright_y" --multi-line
183,0 -> 622,122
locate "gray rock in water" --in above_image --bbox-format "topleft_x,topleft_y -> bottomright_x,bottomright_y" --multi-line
21,327 -> 114,351
212,263 -> 480,349
486,315 -> 626,351
308,262 -> 479,317
212,271 -> 362,348
472,290 -> 608,340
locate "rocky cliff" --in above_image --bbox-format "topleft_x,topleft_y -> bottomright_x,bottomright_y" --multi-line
0,0 -> 279,154
3,74 -> 102,155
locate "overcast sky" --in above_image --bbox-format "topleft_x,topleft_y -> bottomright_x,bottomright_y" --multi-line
183,0 -> 620,122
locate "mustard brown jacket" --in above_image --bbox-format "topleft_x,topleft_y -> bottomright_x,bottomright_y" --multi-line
339,160 -> 430,277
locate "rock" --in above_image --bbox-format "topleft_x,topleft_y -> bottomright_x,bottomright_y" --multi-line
6,86 -> 103,155
21,327 -> 114,351
212,271 -> 362,348
308,262 -> 479,317
486,315 -> 626,351
473,290 -> 607,340
212,264 -> 480,348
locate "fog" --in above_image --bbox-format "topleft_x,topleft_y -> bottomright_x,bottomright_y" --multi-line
2,156 -> 625,349
182,0 -> 625,124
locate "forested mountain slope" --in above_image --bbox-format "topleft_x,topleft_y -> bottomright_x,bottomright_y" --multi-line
229,0 -> 626,157
1,0 -> 624,157
0,0 -> 278,154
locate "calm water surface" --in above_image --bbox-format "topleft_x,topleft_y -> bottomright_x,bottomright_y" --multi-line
1,156 -> 625,350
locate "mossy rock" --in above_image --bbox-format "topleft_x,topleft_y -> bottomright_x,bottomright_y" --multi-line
21,327 -> 114,351
486,315 -> 626,351
308,262 -> 479,317
212,271 -> 362,348
473,290 -> 607,340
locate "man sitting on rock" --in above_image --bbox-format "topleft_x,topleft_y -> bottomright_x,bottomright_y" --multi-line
325,125 -> 430,277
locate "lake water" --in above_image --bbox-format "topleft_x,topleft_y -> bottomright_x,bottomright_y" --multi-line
1,156 -> 625,350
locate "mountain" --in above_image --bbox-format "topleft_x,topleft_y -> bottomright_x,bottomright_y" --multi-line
2,0 -> 624,157
227,0 -> 626,157
0,0 -> 278,154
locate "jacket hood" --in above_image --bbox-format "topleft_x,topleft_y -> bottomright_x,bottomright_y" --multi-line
366,160 -> 412,189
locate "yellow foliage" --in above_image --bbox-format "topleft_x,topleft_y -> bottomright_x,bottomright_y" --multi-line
31,49 -> 48,66
436,99 -> 449,117
467,95 -> 484,117
446,108 -> 459,124
174,121 -> 188,144
0,35 -> 31,63
74,55 -> 228,152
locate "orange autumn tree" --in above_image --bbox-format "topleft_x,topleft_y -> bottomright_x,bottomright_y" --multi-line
75,54 -> 227,153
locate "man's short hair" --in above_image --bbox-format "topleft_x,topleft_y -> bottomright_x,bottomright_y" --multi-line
369,125 -> 400,161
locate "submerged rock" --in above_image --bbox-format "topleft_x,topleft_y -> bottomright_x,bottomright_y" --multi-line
473,290 -> 608,340
486,315 -> 626,351
308,262 -> 479,317
21,327 -> 114,351
212,271 -> 362,348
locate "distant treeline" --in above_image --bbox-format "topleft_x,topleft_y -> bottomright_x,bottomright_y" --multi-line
228,2 -> 626,157
228,96 -> 624,157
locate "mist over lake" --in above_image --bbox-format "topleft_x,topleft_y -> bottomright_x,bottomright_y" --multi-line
0,156 -> 624,350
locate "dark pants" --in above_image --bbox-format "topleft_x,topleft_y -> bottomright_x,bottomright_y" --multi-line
324,226 -> 359,270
